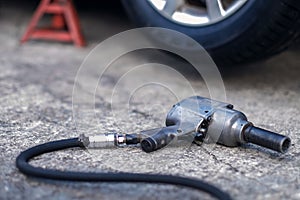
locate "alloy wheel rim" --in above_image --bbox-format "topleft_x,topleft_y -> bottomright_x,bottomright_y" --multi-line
147,0 -> 248,26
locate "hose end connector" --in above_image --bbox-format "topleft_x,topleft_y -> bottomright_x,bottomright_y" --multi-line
79,133 -> 142,149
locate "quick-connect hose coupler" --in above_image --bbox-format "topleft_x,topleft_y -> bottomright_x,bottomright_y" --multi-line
79,133 -> 141,148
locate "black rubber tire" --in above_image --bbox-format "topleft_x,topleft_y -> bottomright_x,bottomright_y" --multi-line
121,0 -> 300,66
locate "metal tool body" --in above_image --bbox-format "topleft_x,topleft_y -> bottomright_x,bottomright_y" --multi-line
82,96 -> 291,153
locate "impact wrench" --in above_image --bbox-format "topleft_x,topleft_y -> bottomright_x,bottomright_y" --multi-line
16,96 -> 291,200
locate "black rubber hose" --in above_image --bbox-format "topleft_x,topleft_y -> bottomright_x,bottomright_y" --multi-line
16,138 -> 232,200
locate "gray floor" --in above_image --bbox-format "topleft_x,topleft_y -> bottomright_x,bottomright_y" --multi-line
1,1 -> 300,200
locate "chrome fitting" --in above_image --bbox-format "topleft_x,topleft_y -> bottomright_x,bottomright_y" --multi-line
79,133 -> 140,149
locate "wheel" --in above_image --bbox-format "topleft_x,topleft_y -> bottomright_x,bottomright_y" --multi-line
121,0 -> 300,65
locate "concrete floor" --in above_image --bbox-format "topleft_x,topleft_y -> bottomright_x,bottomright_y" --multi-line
1,1 -> 300,200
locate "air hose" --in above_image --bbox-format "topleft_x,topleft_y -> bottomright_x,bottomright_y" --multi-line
16,137 -> 232,200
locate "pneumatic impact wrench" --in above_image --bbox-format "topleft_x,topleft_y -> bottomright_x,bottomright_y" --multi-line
16,96 -> 291,200
81,96 -> 291,153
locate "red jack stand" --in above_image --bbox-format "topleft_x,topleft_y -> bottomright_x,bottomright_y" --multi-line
21,0 -> 85,47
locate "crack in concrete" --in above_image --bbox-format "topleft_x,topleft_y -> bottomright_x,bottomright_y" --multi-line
199,146 -> 278,193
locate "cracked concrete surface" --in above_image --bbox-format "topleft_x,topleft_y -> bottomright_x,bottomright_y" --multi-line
1,1 -> 300,200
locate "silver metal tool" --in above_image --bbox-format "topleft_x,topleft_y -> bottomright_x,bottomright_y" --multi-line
81,96 -> 291,153
140,96 -> 291,153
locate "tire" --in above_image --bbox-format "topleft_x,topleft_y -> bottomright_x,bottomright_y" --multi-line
121,0 -> 300,66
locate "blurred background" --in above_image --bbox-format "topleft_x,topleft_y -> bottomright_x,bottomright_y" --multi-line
1,1 -> 300,200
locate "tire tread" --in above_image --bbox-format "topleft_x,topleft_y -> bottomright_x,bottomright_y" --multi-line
215,0 -> 300,65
